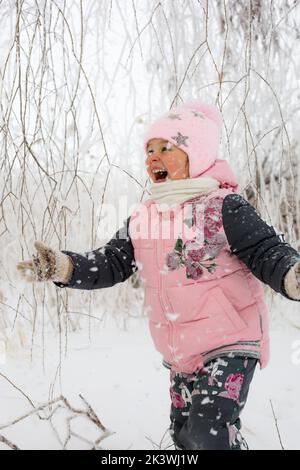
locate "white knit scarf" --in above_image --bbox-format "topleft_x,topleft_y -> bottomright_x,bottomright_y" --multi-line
150,177 -> 220,212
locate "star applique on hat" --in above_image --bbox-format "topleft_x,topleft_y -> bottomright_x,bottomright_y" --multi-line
171,131 -> 189,147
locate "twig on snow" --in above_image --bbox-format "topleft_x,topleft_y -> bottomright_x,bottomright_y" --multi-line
269,399 -> 284,450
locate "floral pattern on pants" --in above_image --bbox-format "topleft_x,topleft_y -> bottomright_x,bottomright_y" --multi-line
169,355 -> 257,450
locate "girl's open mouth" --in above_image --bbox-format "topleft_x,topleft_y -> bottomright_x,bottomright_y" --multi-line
153,168 -> 168,182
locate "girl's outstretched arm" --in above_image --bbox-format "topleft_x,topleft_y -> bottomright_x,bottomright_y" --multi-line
54,217 -> 138,290
222,193 -> 300,301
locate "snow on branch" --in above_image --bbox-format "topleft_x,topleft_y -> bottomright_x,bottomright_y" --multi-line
0,393 -> 112,450
0,0 -> 299,344
0,435 -> 19,450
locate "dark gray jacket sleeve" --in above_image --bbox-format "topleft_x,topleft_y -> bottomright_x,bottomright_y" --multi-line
222,193 -> 300,301
54,217 -> 137,290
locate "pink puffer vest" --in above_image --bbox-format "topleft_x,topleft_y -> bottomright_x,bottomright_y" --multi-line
129,188 -> 269,374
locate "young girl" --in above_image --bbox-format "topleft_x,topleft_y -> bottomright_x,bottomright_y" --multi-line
17,100 -> 300,450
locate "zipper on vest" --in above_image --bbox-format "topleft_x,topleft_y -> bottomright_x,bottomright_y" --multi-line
156,211 -> 177,366
259,314 -> 263,335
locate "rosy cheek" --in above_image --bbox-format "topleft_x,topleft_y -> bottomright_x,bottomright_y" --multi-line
167,156 -> 180,168
168,159 -> 185,173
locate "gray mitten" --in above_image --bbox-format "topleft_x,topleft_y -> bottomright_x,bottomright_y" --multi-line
284,261 -> 300,300
17,241 -> 73,284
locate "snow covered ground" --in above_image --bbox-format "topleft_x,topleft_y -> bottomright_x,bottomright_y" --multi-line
1,310 -> 300,451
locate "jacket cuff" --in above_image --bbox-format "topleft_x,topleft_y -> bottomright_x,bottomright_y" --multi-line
53,251 -> 78,288
282,261 -> 300,301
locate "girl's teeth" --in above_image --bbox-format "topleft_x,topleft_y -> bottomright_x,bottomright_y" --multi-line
152,168 -> 168,181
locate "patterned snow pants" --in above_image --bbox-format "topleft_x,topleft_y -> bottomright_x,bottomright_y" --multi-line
169,356 -> 257,450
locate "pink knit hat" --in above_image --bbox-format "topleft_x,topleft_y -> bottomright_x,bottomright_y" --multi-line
144,100 -> 223,179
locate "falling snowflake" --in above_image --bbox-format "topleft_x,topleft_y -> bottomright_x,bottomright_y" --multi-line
201,397 -> 215,405
166,313 -> 181,322
210,428 -> 218,436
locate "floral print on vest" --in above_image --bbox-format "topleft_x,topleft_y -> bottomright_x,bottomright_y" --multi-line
165,196 -> 227,280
